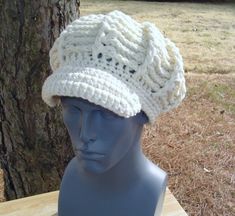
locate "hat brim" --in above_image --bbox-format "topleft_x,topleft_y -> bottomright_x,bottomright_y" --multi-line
42,66 -> 141,118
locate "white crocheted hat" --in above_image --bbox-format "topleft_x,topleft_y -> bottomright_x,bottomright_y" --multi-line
42,10 -> 186,124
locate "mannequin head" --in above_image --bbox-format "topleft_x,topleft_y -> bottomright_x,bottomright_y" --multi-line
61,96 -> 148,174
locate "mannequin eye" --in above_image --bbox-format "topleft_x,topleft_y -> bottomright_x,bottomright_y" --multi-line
100,110 -> 117,120
62,107 -> 81,128
62,105 -> 81,124
62,105 -> 81,114
69,106 -> 81,114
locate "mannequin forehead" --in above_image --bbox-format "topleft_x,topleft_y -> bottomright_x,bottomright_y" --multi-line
60,96 -> 117,114
60,96 -> 149,124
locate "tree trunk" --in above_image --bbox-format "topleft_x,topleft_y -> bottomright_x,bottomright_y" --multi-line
0,0 -> 80,201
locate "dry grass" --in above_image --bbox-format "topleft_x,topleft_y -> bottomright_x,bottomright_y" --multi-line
143,73 -> 235,215
81,0 -> 235,74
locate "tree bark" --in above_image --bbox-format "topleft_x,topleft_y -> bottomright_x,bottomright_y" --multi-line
0,0 -> 80,201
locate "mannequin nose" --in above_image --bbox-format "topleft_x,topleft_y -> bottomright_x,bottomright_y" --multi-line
79,112 -> 96,144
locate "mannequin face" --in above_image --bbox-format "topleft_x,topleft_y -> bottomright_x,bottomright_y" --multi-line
61,96 -> 148,174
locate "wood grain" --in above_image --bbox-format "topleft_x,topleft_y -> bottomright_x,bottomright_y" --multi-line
0,188 -> 187,216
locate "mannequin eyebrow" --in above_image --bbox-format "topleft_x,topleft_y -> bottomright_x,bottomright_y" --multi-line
63,101 -> 113,113
62,104 -> 81,111
71,105 -> 81,110
71,103 -> 103,112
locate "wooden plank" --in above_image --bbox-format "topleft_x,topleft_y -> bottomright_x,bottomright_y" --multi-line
0,191 -> 58,216
162,188 -> 188,216
0,188 -> 187,216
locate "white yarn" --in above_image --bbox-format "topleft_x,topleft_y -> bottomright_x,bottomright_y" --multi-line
42,10 -> 186,124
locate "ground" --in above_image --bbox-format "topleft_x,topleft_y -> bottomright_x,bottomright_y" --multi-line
1,1 -> 235,215
143,73 -> 235,215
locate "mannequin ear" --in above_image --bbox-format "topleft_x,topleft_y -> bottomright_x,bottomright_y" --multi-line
134,111 -> 149,125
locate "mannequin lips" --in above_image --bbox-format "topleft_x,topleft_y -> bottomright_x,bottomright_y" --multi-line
75,149 -> 105,160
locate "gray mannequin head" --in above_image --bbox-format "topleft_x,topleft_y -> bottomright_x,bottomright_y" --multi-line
61,96 -> 148,174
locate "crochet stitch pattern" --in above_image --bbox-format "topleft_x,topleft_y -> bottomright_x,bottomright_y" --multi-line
42,10 -> 186,124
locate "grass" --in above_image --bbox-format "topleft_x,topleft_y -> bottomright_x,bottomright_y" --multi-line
80,1 -> 235,215
206,82 -> 235,115
143,74 -> 235,216
188,74 -> 235,115
81,0 -> 235,74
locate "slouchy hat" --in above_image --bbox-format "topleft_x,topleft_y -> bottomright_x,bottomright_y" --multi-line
42,10 -> 186,124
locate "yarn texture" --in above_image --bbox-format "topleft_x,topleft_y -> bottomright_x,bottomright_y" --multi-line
42,10 -> 186,124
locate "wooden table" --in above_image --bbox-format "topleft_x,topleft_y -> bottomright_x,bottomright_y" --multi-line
0,188 -> 187,216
